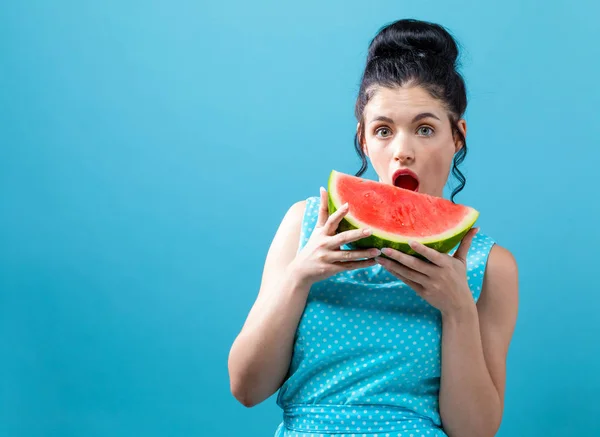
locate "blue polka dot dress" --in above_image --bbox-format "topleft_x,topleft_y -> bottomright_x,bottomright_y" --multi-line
274,196 -> 496,437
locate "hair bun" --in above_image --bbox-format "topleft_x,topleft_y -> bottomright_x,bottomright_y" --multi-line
367,19 -> 459,68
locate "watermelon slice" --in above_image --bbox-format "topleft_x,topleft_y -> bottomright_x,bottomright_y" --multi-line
327,170 -> 479,258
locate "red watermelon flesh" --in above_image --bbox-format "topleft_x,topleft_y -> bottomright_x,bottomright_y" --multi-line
327,170 -> 479,255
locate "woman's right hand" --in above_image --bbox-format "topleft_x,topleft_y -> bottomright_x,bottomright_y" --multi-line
288,187 -> 381,287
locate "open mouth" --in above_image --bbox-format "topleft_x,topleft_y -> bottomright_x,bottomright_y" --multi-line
393,171 -> 420,192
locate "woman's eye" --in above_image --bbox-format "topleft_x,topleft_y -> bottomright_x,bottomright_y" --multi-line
375,127 -> 392,138
417,126 -> 434,136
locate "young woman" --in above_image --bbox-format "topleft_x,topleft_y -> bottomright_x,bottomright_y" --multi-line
228,18 -> 519,437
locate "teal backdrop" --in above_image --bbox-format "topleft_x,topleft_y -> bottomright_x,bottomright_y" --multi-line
1,1 -> 599,436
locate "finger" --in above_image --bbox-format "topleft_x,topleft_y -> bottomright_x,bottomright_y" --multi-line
329,247 -> 381,262
375,257 -> 423,291
316,187 -> 329,228
323,202 -> 349,235
453,227 -> 479,263
375,256 -> 428,285
328,227 -> 372,248
407,240 -> 448,267
332,258 -> 377,273
380,247 -> 435,276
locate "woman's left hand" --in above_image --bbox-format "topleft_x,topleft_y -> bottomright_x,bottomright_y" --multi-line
375,227 -> 479,316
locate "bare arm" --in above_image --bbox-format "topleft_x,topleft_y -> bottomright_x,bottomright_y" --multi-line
438,244 -> 519,437
228,200 -> 310,407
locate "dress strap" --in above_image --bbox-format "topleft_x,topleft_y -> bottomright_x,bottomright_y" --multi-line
297,196 -> 320,252
449,232 -> 496,302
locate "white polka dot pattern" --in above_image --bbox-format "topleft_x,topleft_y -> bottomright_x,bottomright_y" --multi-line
274,196 -> 496,436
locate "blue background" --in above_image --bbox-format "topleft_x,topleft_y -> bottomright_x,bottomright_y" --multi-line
1,1 -> 599,436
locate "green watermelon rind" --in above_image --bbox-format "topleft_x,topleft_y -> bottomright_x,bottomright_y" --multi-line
327,170 -> 479,259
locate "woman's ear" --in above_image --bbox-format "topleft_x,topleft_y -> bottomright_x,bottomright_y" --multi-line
455,119 -> 467,152
357,122 -> 369,157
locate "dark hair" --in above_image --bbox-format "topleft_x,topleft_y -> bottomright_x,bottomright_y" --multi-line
353,19 -> 468,202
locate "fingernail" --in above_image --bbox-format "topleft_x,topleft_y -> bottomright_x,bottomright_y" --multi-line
343,202 -> 349,209
382,248 -> 392,255
362,228 -> 372,235
320,186 -> 326,193
408,240 -> 417,247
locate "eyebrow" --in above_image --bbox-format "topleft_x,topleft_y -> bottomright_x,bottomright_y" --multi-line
370,112 -> 441,124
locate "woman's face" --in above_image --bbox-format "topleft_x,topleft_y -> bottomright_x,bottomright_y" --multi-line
360,85 -> 467,198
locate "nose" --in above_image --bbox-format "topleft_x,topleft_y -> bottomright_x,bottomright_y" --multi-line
392,137 -> 415,163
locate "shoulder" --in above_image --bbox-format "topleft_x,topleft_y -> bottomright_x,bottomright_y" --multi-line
260,199 -> 308,276
286,199 -> 307,219
279,197 -> 320,235
277,199 -> 308,239
283,196 -> 319,219
485,244 -> 519,289
477,243 -> 519,323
